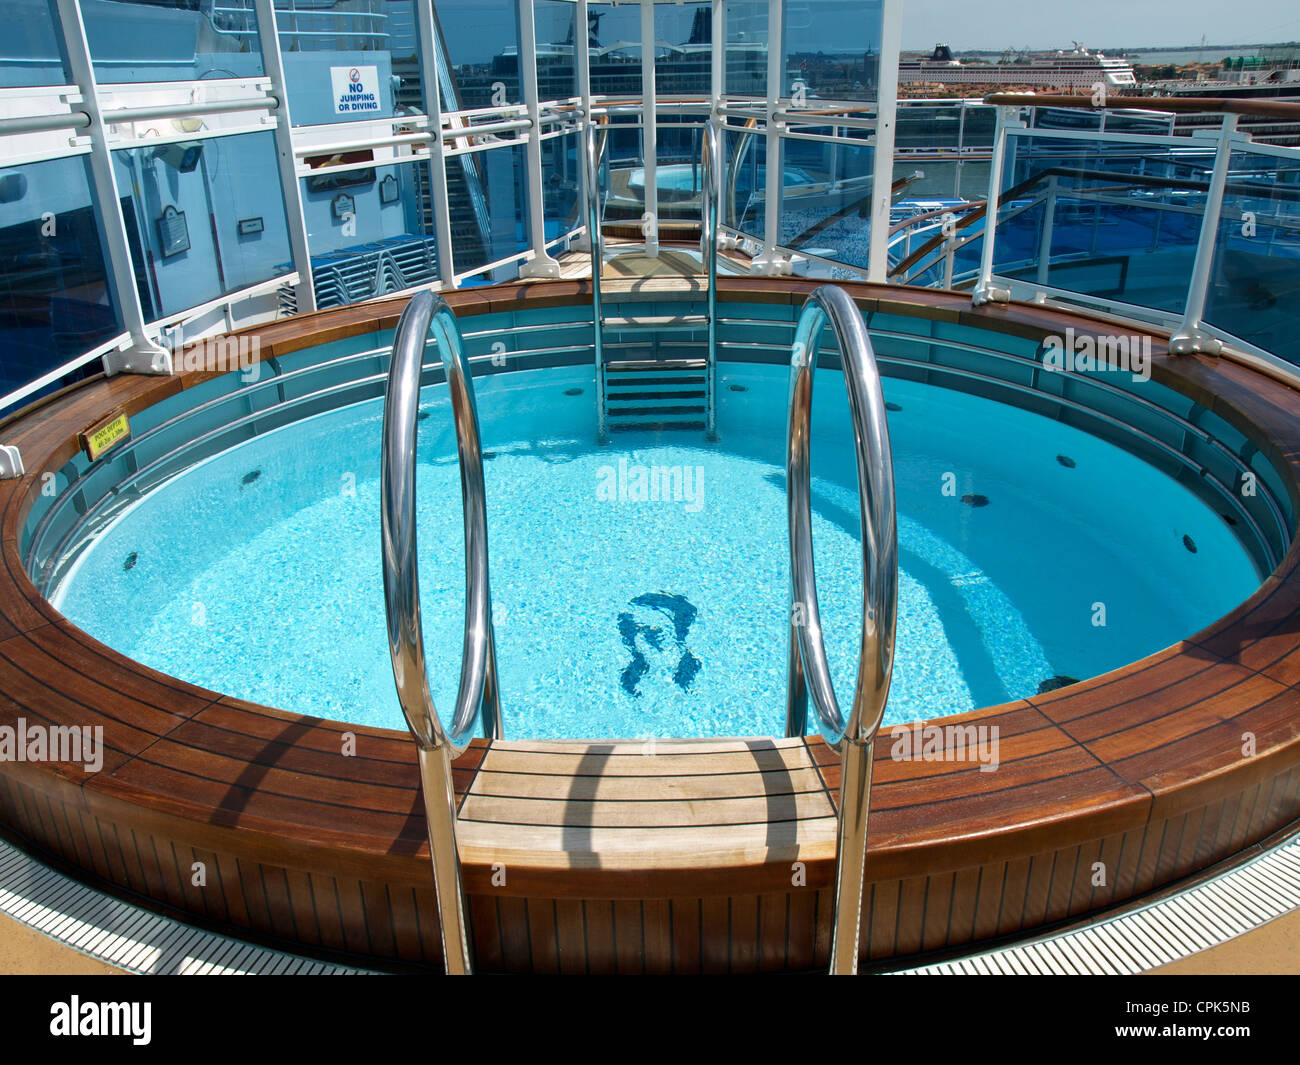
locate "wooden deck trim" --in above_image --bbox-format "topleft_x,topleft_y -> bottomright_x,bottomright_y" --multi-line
2,277 -> 1300,968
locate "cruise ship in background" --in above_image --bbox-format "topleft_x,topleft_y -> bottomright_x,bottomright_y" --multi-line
900,43 -> 1137,89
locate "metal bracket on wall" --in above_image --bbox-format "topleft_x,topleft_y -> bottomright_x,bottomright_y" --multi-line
1168,327 -> 1225,356
103,338 -> 174,377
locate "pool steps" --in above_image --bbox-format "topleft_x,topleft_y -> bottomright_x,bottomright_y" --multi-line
587,120 -> 720,442
604,351 -> 710,432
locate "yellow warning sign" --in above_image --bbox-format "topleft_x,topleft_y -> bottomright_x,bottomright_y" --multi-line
80,411 -> 130,462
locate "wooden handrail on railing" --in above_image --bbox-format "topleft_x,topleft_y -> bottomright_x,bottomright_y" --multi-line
984,93 -> 1300,121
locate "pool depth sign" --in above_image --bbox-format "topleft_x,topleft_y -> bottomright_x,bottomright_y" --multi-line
331,65 -> 381,115
79,410 -> 130,462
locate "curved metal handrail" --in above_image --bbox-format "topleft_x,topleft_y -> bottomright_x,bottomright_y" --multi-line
700,118 -> 720,439
783,285 -> 898,975
583,120 -> 608,441
380,289 -> 503,974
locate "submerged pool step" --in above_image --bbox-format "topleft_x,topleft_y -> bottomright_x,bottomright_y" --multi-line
606,375 -> 706,388
609,419 -> 708,433
607,389 -> 707,403
601,315 -> 709,330
605,358 -> 707,373
604,355 -> 709,431
608,403 -> 708,417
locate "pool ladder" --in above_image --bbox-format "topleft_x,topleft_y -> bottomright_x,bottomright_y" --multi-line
782,286 -> 898,975
584,119 -> 720,442
380,290 -> 502,976
380,285 -> 895,976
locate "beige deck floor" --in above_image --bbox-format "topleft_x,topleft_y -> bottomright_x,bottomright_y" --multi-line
0,911 -> 120,974
2,899 -> 1297,975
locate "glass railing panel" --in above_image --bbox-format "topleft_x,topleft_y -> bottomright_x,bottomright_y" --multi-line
602,113 -> 647,221
300,159 -> 440,308
993,133 -> 1217,314
724,0 -> 767,98
0,153 -> 121,410
651,120 -> 706,226
110,128 -> 292,320
445,142 -> 529,279
780,129 -> 874,270
588,2 -> 641,98
722,123 -> 767,242
535,0 -> 577,104
780,0 -> 884,102
0,0 -> 70,88
1204,145 -> 1300,366
541,130 -> 581,241
275,0 -> 421,126
959,104 -> 996,149
895,104 -> 965,150
653,1 -> 711,97
1102,112 -> 1177,135
435,0 -> 521,112
86,0 -> 264,84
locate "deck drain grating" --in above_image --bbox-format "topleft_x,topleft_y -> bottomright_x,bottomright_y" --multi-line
897,829 -> 1300,976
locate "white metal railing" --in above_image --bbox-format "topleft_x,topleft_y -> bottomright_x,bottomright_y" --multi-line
9,3 -> 1300,430
972,98 -> 1300,375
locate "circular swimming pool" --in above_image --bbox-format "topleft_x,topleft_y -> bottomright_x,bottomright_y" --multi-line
46,347 -> 1262,740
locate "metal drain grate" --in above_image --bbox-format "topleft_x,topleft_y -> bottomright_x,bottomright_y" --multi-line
0,837 -> 372,975
896,830 -> 1300,975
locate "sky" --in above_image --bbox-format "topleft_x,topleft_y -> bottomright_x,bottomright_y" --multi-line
899,0 -> 1300,52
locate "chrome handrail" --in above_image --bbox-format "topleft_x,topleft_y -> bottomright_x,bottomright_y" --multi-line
380,289 -> 503,975
583,120 -> 608,442
700,118 -> 720,440
783,285 -> 898,976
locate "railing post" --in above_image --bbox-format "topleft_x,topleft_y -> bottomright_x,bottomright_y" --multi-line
752,0 -> 785,273
54,0 -> 171,376
866,0 -> 902,284
710,0 -> 725,222
831,739 -> 873,973
972,105 -> 1022,306
573,0 -> 594,252
585,123 -> 607,443
415,0 -> 458,287
640,0 -> 659,258
710,0 -> 724,109
1170,114 -> 1239,355
519,0 -> 562,278
1035,173 -> 1058,288
955,102 -> 968,198
253,0 -> 316,315
702,119 -> 719,440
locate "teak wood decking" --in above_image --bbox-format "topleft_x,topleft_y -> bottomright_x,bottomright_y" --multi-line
1,278 -> 1299,973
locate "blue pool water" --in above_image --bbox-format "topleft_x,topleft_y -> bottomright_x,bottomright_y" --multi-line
51,362 -> 1261,739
